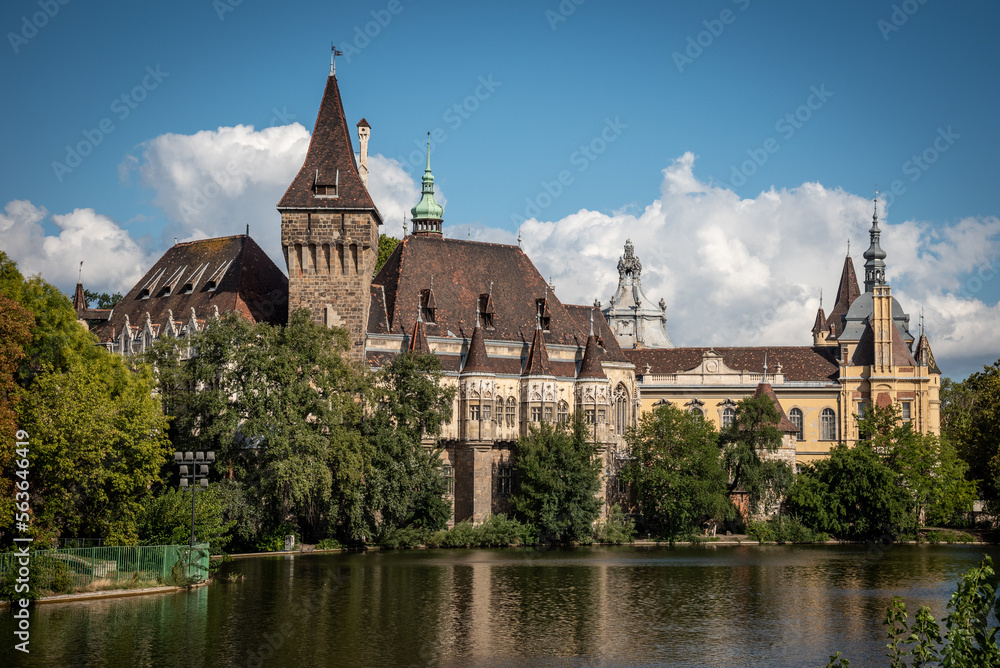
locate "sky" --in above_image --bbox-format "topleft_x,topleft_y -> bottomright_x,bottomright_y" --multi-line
1,0 -> 999,379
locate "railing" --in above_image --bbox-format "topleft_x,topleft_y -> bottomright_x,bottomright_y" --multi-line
0,544 -> 210,596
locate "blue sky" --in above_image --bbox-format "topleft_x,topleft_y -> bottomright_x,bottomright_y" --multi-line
2,0 -> 999,378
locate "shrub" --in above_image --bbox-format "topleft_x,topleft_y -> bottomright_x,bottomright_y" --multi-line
747,516 -> 829,544
315,538 -> 344,551
593,506 -> 637,544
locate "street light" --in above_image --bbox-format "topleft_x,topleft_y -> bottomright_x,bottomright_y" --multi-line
174,450 -> 215,546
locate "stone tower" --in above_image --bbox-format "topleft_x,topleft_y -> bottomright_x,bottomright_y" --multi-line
278,69 -> 382,359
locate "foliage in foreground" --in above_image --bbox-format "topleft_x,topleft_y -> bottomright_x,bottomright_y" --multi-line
827,556 -> 1000,667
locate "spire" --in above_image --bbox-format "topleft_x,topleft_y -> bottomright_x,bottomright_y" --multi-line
73,279 -> 87,316
278,71 -> 380,220
811,304 -> 827,335
462,316 -> 491,373
825,255 -> 862,339
411,134 -> 444,235
863,194 -> 887,292
578,308 -> 606,379
752,382 -> 798,433
523,321 -> 552,376
408,295 -> 430,355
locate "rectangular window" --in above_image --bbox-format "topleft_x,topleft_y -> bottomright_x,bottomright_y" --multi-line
598,409 -> 606,424
470,404 -> 481,421
544,407 -> 553,422
497,465 -> 514,497
483,403 -> 491,421
585,409 -> 595,424
442,466 -> 454,495
531,407 -> 542,422
901,401 -> 911,421
506,403 -> 516,427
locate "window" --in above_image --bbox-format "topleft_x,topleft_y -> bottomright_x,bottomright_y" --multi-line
497,465 -> 515,497
506,397 -> 516,427
442,466 -> 454,495
690,407 -> 704,417
789,408 -> 803,440
557,401 -> 569,424
585,409 -> 595,424
598,409 -> 606,424
483,402 -> 491,421
544,406 -> 553,422
901,401 -> 911,421
496,398 -> 504,424
722,407 -> 736,429
478,294 -> 495,329
419,288 -> 436,323
470,403 -> 480,421
821,408 -> 837,440
614,384 -> 629,433
531,406 -> 542,422
535,298 -> 551,330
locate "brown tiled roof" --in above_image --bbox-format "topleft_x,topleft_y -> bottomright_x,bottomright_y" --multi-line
811,307 -> 827,334
827,256 -> 860,338
578,335 -> 606,378
752,383 -> 799,433
624,347 -> 840,383
277,75 -> 381,223
91,235 -> 288,343
407,317 -> 430,354
524,325 -> 552,376
915,333 -> 940,374
563,304 -> 627,364
462,325 -> 491,373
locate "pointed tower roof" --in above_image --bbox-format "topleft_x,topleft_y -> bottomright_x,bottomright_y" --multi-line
826,255 -> 861,338
915,331 -> 940,374
407,306 -> 431,355
752,383 -> 799,433
277,73 -> 381,221
523,321 -> 552,376
73,282 -> 87,316
578,309 -> 607,378
811,306 -> 827,334
411,136 -> 444,235
462,319 -> 491,373
863,197 -> 887,292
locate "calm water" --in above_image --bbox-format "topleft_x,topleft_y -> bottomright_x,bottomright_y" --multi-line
3,544 -> 998,667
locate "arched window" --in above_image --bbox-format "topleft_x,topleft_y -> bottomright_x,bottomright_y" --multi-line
506,397 -> 517,427
614,384 -> 630,433
690,407 -> 704,417
821,408 -> 837,440
557,400 -> 569,424
722,407 -> 735,428
789,408 -> 803,440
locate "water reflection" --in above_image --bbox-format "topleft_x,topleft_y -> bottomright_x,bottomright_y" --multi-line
3,544 -> 997,667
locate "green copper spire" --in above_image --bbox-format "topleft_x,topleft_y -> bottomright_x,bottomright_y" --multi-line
411,134 -> 444,235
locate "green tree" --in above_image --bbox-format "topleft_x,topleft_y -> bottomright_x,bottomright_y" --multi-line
16,357 -> 172,544
138,485 -> 236,553
510,417 -> 602,543
365,352 -> 455,535
718,394 -> 794,519
83,289 -> 122,309
620,403 -> 732,540
375,233 -> 399,276
942,362 -> 1000,513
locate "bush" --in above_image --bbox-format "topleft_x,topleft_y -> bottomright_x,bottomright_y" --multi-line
315,538 -> 344,551
747,516 -> 829,544
376,526 -> 426,550
593,506 -> 637,544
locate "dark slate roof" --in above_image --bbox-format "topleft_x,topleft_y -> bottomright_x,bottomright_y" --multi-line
827,256 -> 861,338
524,325 -> 552,376
812,307 -> 827,334
578,335 -> 606,379
752,383 -> 799,433
407,317 -> 431,354
91,235 -> 288,342
277,75 -> 381,222
370,235 -> 591,346
625,347 -> 840,383
462,325 -> 491,373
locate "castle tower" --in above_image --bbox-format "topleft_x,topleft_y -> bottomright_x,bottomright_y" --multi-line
863,200 -> 887,292
411,137 -> 444,236
456,314 -> 496,524
278,68 -> 382,360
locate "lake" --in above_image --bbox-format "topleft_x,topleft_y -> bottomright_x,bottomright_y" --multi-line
3,543 -> 998,667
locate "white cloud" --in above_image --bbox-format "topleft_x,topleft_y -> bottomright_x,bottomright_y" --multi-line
0,199 -> 150,295
508,153 -> 1000,376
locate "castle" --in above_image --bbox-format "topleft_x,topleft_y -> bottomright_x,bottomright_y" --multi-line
77,64 -> 941,522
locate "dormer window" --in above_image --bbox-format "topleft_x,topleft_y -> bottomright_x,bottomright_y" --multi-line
420,288 -> 436,323
206,280 -> 217,292
313,169 -> 339,198
478,293 -> 495,329
181,284 -> 193,295
140,288 -> 150,300
535,298 -> 551,331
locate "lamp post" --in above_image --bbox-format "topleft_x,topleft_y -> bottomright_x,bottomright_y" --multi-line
174,450 -> 215,546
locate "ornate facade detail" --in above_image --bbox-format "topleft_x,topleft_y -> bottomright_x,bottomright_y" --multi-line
603,239 -> 674,349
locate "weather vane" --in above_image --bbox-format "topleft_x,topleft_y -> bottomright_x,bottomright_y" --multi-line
330,43 -> 343,76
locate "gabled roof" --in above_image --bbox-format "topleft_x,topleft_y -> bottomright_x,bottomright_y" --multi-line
91,235 -> 287,343
624,347 -> 840,383
915,332 -> 940,374
277,74 -> 381,222
752,383 -> 799,433
523,324 -> 552,376
827,256 -> 861,338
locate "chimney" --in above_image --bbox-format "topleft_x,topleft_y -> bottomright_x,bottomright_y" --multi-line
357,118 -> 370,188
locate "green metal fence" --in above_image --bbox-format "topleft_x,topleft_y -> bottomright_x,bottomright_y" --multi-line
0,544 -> 210,596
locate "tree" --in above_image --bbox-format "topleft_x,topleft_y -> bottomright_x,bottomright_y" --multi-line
138,485 -> 236,554
510,417 -> 602,543
785,442 -> 911,540
942,362 -> 1000,513
83,289 -> 122,309
375,233 -> 399,276
620,403 -> 732,540
718,394 -> 794,519
364,352 -> 455,535
16,356 -> 172,544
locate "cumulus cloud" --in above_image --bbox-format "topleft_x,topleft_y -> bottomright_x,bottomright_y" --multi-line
0,199 -> 151,295
508,153 -> 1000,377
